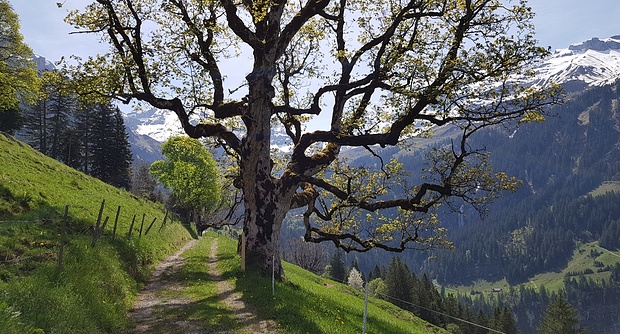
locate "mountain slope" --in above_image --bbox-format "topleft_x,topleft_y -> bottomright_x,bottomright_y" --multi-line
534,36 -> 620,91
0,133 -> 193,333
326,38 -> 620,334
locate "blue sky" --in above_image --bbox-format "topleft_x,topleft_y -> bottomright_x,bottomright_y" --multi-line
11,0 -> 620,63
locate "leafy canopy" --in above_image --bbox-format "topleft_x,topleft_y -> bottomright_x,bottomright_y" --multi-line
150,136 -> 221,212
0,0 -> 40,111
64,0 -> 560,254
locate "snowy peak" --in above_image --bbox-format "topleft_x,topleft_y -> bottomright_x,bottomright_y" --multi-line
568,36 -> 620,52
32,55 -> 55,72
534,35 -> 620,89
124,108 -> 186,142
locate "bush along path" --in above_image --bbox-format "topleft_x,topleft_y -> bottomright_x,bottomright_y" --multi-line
126,235 -> 281,333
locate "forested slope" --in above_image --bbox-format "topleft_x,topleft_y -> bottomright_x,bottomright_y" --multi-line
309,79 -> 620,334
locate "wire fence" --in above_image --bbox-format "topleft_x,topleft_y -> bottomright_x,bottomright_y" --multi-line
225,231 -> 507,334
316,271 -> 507,334
0,199 -> 173,272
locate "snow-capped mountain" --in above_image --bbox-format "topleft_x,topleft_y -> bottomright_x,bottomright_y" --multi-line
124,108 -> 187,143
30,35 -> 620,164
533,36 -> 620,91
32,54 -> 55,72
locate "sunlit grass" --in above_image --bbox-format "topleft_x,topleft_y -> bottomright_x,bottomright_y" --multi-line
450,241 -> 620,299
0,133 -> 193,333
213,234 -> 447,334
154,236 -> 239,332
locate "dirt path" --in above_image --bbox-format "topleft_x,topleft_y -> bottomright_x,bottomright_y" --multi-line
208,239 -> 280,334
127,237 -> 280,334
128,239 -> 202,333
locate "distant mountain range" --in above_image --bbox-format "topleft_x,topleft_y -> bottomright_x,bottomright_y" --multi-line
32,35 -> 620,165
121,35 -> 620,159
534,36 -> 620,91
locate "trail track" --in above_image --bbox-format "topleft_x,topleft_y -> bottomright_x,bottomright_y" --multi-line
127,237 -> 280,333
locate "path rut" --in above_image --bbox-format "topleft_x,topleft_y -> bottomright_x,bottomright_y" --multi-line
127,237 -> 281,333
208,239 -> 280,334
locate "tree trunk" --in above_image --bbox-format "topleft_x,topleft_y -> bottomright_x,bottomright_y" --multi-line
243,201 -> 285,278
239,55 -> 293,278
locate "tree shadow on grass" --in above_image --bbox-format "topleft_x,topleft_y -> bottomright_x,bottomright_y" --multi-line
234,271 -> 324,334
180,221 -> 199,239
140,295 -> 240,334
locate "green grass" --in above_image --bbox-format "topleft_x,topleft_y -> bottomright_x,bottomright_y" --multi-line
0,133 -> 449,333
149,236 -> 240,333
449,241 -> 620,298
589,181 -> 620,197
0,133 -> 193,333
212,233 -> 447,334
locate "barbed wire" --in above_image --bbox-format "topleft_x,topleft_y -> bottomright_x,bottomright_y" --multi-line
0,219 -> 49,224
0,255 -> 41,264
314,271 -> 506,334
0,203 -> 172,267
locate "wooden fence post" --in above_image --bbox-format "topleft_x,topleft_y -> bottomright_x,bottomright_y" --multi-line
158,210 -> 169,232
92,217 -> 108,247
112,206 -> 121,240
127,214 -> 136,239
95,199 -> 105,230
57,205 -> 68,273
144,217 -> 157,235
92,200 -> 106,247
139,213 -> 145,237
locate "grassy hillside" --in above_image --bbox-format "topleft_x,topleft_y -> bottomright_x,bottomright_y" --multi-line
0,133 -> 193,333
0,133 -> 450,333
448,240 -> 620,296
189,232 -> 449,334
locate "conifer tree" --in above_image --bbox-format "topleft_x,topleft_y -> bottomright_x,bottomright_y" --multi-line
328,249 -> 346,282
499,306 -> 519,334
0,108 -> 21,134
384,257 -> 414,311
84,103 -> 132,187
538,295 -> 586,334
369,264 -> 383,280
107,107 -> 133,188
21,71 -> 75,160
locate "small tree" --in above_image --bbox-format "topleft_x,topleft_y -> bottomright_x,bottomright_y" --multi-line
131,162 -> 160,201
284,237 -> 327,274
538,295 -> 586,334
150,136 -> 221,218
368,277 -> 387,298
0,0 -> 40,135
347,267 -> 364,291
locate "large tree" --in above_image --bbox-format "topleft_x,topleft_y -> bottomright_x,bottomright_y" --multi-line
0,0 -> 40,132
65,0 -> 560,276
